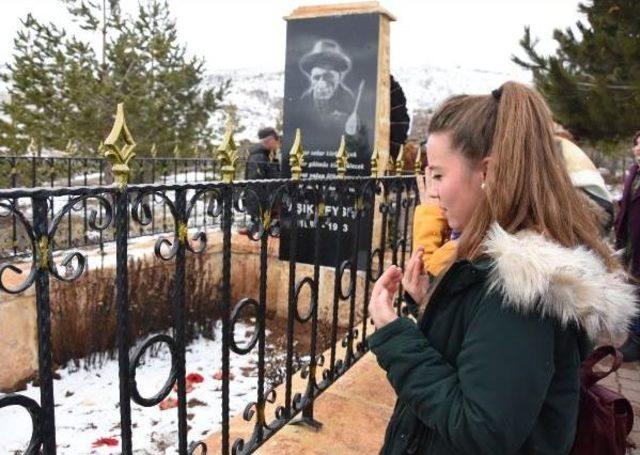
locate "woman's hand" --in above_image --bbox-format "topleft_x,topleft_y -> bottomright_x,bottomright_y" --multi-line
416,171 -> 438,205
402,247 -> 430,304
369,265 -> 402,329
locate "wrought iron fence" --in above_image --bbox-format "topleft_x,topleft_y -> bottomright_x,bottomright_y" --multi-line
0,106 -> 419,454
0,155 -> 229,189
0,155 -> 258,260
0,178 -> 418,454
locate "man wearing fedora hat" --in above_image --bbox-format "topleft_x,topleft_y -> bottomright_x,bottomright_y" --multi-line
299,39 -> 356,131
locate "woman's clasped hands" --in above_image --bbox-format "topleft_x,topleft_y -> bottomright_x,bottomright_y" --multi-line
368,247 -> 430,329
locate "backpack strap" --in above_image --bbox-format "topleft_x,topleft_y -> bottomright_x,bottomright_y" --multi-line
581,345 -> 623,387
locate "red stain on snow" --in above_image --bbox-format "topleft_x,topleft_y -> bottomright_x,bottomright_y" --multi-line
91,437 -> 118,448
186,372 -> 204,383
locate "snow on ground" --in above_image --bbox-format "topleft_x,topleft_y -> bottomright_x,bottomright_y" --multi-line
1,322 -> 268,455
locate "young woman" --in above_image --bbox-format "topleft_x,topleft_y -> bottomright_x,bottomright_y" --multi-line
368,82 -> 637,454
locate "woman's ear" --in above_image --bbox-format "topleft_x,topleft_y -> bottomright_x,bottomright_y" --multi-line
481,157 -> 492,181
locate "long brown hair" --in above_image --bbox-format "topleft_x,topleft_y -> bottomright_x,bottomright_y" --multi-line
428,81 -> 616,270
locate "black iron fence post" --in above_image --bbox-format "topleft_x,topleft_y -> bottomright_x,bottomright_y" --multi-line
163,162 -> 168,232
396,181 -> 413,316
33,196 -> 57,454
362,179 -> 389,347
345,188 -> 362,367
391,182 -> 403,316
285,184 -> 298,415
328,180 -> 346,380
174,189 -> 189,453
31,157 -> 36,187
48,159 -> 55,222
401,188 -> 411,261
115,186 -> 133,453
98,161 -> 105,260
292,182 -> 323,429
11,157 -> 17,256
151,160 -> 156,234
83,159 -> 89,246
305,184 -> 323,426
221,184 -> 233,455
253,194 -> 270,446
67,160 -> 72,249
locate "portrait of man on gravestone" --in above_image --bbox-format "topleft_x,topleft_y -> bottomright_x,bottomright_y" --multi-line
280,13 -> 379,267
299,39 -> 364,135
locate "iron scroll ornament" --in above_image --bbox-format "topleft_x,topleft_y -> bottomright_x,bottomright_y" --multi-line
0,194 -> 113,294
128,333 -> 178,407
0,394 -> 43,455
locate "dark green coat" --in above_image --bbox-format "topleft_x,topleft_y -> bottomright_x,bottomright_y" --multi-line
369,225 -> 637,455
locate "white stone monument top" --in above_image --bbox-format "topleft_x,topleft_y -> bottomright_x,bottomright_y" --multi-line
285,1 -> 396,21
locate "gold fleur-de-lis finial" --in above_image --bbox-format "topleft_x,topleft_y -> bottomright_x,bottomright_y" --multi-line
336,135 -> 347,178
288,128 -> 305,180
150,143 -> 157,158
173,144 -> 181,159
216,121 -> 238,183
414,143 -> 423,175
370,145 -> 379,177
100,103 -> 137,189
395,144 -> 405,175
192,144 -> 199,158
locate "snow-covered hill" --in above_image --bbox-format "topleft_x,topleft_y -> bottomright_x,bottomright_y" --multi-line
208,64 -> 531,142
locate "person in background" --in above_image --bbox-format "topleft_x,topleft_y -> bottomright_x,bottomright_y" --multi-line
241,127 -> 281,235
557,134 -> 614,234
245,127 -> 280,180
615,131 -> 640,361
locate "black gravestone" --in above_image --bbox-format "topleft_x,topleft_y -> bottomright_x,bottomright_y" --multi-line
279,13 -> 380,267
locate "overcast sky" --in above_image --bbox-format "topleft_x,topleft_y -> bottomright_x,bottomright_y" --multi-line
0,0 -> 585,74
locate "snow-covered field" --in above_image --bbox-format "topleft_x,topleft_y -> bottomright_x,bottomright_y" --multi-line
1,322 -> 268,455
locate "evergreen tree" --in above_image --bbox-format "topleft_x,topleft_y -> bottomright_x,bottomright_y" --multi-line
0,0 -> 228,156
513,0 -> 640,151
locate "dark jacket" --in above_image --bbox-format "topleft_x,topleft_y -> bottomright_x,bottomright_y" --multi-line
615,162 -> 640,276
370,224 -> 637,455
245,144 -> 280,180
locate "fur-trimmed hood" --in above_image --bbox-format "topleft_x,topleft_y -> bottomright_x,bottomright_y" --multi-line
482,223 -> 637,339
